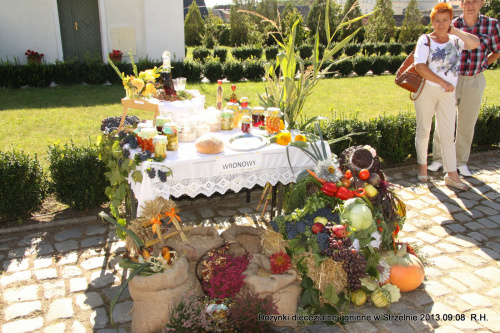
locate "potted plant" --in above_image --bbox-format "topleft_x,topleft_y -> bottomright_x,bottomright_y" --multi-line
109,49 -> 123,63
25,50 -> 44,64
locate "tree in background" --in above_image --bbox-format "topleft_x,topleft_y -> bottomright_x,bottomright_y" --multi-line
203,13 -> 224,48
340,0 -> 363,42
306,0 -> 342,44
399,0 -> 424,43
481,0 -> 500,20
283,8 -> 309,44
257,0 -> 278,22
185,0 -> 205,46
365,0 -> 395,42
230,0 -> 249,46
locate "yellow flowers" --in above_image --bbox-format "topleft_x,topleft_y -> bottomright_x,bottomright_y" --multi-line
276,132 -> 292,146
294,134 -> 307,142
143,83 -> 156,97
121,67 -> 161,99
131,78 -> 145,91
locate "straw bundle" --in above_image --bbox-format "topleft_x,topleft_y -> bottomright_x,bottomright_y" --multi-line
260,229 -> 287,256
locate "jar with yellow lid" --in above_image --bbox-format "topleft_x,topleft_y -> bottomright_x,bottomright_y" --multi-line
221,109 -> 235,130
225,102 -> 240,128
153,135 -> 168,159
241,115 -> 251,133
265,107 -> 282,134
252,106 -> 265,127
139,128 -> 157,153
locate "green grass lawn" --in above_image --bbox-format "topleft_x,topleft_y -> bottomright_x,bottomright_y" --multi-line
1,69 -> 499,168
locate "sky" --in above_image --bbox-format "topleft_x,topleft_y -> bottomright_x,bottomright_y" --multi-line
204,0 -> 233,8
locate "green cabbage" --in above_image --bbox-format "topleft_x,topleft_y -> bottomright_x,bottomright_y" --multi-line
341,198 -> 373,230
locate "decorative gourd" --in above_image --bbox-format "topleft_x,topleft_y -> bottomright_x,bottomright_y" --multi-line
351,289 -> 367,306
381,243 -> 425,292
370,287 -> 391,307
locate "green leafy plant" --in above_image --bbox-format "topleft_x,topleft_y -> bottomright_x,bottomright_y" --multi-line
47,140 -> 108,210
223,60 -> 245,82
203,58 -> 223,83
0,149 -> 49,220
192,47 -> 211,63
213,46 -> 228,63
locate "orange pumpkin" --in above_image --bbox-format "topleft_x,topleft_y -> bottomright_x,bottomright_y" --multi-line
381,244 -> 425,292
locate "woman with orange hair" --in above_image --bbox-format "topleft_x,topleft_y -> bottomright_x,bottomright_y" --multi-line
413,2 -> 479,190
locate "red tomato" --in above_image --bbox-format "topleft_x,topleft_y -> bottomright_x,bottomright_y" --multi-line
341,178 -> 351,187
358,169 -> 370,180
345,170 -> 352,179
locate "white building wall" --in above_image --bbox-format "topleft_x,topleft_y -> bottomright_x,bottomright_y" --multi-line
0,0 -> 59,64
0,0 -> 185,64
335,0 -> 437,16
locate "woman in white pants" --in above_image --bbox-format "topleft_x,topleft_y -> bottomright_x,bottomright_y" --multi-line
414,2 -> 479,190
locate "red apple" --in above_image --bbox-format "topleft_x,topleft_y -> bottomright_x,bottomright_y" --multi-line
332,224 -> 347,238
311,223 -> 324,234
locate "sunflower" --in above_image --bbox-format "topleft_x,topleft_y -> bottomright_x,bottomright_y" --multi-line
313,157 -> 343,183
269,251 -> 291,274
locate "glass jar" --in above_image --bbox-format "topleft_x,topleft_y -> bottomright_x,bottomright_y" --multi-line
155,116 -> 169,133
221,109 -> 234,130
162,117 -> 178,151
226,102 -> 240,128
177,118 -> 197,142
241,115 -> 251,133
196,120 -> 210,138
139,128 -> 157,153
153,135 -> 168,159
207,108 -> 222,132
135,122 -> 153,149
239,97 -> 251,126
252,107 -> 265,127
265,107 -> 282,134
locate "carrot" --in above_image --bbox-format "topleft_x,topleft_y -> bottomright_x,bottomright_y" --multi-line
307,169 -> 326,184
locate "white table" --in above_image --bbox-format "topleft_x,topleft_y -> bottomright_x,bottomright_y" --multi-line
128,128 -> 331,217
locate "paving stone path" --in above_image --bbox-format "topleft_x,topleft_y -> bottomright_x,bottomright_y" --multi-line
0,150 -> 499,333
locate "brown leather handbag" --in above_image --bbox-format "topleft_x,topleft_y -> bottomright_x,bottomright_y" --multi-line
395,35 -> 431,100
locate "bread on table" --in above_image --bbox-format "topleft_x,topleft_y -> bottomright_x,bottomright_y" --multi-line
195,133 -> 225,154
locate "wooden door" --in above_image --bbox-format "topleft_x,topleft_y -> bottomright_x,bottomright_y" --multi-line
57,0 -> 102,62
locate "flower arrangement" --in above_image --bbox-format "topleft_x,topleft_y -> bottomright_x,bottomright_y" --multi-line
108,51 -> 162,99
269,251 -> 292,274
25,50 -> 44,63
109,49 -> 123,59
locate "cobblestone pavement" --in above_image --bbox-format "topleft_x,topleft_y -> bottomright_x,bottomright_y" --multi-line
0,151 -> 499,333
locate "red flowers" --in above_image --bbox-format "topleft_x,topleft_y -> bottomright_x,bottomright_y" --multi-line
25,50 -> 44,59
109,49 -> 123,58
269,251 -> 292,274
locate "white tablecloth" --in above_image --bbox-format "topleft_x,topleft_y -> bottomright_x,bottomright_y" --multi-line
128,129 -> 331,216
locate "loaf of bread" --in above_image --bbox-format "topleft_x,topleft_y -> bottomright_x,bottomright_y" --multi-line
195,133 -> 225,154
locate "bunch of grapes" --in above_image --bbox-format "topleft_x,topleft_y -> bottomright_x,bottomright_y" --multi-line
137,151 -> 151,161
269,220 -> 279,232
157,170 -> 168,182
285,223 -> 299,240
328,237 -> 366,290
316,232 -> 330,252
100,116 -> 140,134
123,149 -> 131,159
120,134 -> 139,149
147,168 -> 156,179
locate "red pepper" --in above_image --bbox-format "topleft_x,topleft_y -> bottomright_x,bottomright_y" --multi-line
335,186 -> 354,200
320,182 -> 337,197
354,188 -> 366,197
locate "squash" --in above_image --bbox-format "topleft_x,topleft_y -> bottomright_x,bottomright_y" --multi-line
370,287 -> 391,307
381,243 -> 425,292
351,289 -> 367,306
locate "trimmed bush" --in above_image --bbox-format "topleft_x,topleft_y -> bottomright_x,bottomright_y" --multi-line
232,45 -> 263,61
47,141 -> 108,211
473,104 -> 500,147
374,44 -> 388,56
334,58 -> 354,77
0,149 -> 49,220
244,59 -> 265,81
203,58 -> 224,83
82,59 -> 107,85
404,43 -> 417,55
299,44 -> 313,59
223,61 -> 245,83
213,47 -> 228,63
353,57 -> 372,76
387,43 -> 403,56
388,55 -> 406,74
217,24 -> 231,46
0,63 -> 25,88
265,46 -> 279,61
193,47 -> 211,63
362,43 -> 376,56
371,56 -> 390,76
25,62 -> 54,87
344,44 -> 361,57
182,60 -> 203,83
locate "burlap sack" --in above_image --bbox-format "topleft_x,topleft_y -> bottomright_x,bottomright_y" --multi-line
164,226 -> 223,261
242,254 -> 301,328
220,225 -> 263,256
128,257 -> 204,333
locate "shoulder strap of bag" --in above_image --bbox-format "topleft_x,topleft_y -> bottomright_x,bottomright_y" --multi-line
410,35 -> 431,101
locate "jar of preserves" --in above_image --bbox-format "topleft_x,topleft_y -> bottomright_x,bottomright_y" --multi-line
135,122 -> 154,149
153,135 -> 168,159
252,106 -> 265,127
239,97 -> 251,125
196,120 -> 210,138
139,128 -> 157,153
221,109 -> 234,130
265,107 -> 282,134
207,108 -> 222,132
226,102 -> 240,128
155,116 -> 169,133
177,118 -> 197,142
241,115 -> 251,133
161,116 -> 178,151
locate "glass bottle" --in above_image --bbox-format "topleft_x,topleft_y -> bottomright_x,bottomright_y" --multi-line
153,135 -> 168,159
216,80 -> 223,110
161,51 -> 176,96
252,106 -> 265,127
241,115 -> 251,133
229,84 -> 237,103
239,97 -> 251,127
265,107 -> 282,134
